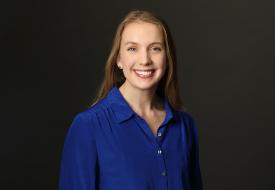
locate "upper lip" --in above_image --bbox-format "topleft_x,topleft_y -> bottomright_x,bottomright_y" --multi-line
134,69 -> 155,71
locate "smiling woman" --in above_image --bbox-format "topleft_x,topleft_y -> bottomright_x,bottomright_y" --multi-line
117,21 -> 166,91
59,10 -> 203,190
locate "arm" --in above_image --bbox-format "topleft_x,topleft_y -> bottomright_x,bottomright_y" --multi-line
187,114 -> 204,190
59,113 -> 99,190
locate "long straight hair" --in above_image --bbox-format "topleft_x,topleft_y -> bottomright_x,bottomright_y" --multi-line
91,10 -> 184,111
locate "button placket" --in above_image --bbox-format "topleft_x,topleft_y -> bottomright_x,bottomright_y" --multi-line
153,129 -> 168,189
154,142 -> 167,179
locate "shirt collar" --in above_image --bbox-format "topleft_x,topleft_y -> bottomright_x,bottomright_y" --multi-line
106,85 -> 175,125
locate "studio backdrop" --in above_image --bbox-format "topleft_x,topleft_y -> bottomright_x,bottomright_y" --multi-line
1,0 -> 275,189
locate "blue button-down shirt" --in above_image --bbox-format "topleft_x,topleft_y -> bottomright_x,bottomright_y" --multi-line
59,86 -> 203,190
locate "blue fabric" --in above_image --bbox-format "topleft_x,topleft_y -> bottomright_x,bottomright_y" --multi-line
59,85 -> 203,190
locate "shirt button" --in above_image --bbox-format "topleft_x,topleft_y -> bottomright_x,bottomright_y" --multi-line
161,171 -> 167,176
157,150 -> 162,154
157,132 -> 162,137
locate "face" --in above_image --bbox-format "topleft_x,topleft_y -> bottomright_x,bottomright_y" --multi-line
117,21 -> 167,91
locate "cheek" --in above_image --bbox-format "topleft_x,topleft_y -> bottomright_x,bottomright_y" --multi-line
154,54 -> 166,68
121,54 -> 136,67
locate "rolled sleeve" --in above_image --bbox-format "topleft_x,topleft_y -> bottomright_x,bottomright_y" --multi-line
59,113 -> 98,190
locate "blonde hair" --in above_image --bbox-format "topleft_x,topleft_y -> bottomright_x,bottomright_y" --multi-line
91,9 -> 183,111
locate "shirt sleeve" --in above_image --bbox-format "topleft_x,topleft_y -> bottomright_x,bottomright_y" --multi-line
186,113 -> 204,190
59,113 -> 99,190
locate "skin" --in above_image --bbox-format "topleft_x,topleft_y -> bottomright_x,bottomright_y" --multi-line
116,21 -> 167,135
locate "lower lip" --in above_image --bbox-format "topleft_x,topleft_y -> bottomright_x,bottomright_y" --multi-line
134,70 -> 155,79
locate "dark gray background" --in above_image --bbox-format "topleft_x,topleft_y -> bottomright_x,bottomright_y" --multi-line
1,0 -> 275,189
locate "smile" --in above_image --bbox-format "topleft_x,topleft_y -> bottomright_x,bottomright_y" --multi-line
133,69 -> 155,78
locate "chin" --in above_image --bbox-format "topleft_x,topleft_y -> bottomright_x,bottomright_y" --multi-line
132,81 -> 160,91
123,73 -> 163,91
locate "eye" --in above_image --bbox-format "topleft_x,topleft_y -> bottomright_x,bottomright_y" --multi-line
151,47 -> 162,52
127,47 -> 136,52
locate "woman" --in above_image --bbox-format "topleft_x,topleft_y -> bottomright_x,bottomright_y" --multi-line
59,10 -> 203,190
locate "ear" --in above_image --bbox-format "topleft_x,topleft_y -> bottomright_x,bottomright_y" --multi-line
116,53 -> 120,64
116,53 -> 122,68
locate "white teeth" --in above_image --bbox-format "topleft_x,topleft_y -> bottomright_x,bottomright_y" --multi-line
134,70 -> 154,77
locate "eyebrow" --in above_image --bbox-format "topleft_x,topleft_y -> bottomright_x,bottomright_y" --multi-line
124,41 -> 164,46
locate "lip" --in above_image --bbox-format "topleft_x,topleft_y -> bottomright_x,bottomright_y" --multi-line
133,69 -> 155,78
133,69 -> 155,71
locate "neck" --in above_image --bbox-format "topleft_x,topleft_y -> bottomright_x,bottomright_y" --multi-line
118,82 -> 163,117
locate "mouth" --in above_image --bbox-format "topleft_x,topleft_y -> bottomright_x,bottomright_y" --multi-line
133,69 -> 155,78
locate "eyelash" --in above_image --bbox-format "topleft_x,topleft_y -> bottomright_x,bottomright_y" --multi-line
127,47 -> 162,52
152,47 -> 162,51
127,47 -> 136,51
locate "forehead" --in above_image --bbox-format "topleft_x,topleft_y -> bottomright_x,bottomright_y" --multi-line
121,21 -> 164,45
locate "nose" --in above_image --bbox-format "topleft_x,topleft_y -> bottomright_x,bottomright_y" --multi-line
139,49 -> 152,66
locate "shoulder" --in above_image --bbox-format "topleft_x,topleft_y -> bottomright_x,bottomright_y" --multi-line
174,110 -> 199,138
174,110 -> 196,126
68,98 -> 110,135
74,97 -> 109,122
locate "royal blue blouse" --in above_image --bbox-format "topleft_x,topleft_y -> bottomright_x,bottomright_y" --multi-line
59,85 -> 203,190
